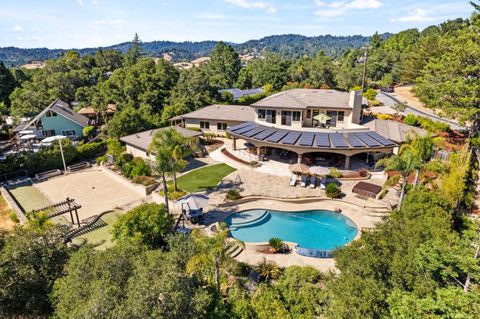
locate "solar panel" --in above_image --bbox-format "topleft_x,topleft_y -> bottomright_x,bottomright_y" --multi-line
266,130 -> 288,143
329,133 -> 348,148
346,134 -> 365,148
354,132 -> 380,147
366,131 -> 396,146
234,124 -> 258,135
253,129 -> 275,140
242,127 -> 265,138
228,122 -> 252,132
298,132 -> 314,146
282,131 -> 301,145
315,133 -> 330,147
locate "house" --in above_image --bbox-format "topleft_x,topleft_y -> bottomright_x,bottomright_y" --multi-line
78,103 -> 117,125
17,99 -> 89,139
362,119 -> 428,144
218,87 -> 264,101
173,89 -> 398,169
170,104 -> 256,135
120,126 -> 203,161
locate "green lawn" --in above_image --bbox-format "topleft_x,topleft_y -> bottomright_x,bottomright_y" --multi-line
9,186 -> 51,212
72,211 -> 121,250
173,163 -> 236,193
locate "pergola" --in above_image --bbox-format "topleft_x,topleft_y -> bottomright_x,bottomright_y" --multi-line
30,197 -> 82,227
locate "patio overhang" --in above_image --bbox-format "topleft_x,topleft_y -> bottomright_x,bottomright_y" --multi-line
227,122 -> 397,157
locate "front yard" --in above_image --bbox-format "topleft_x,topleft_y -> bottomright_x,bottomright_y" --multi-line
174,163 -> 236,193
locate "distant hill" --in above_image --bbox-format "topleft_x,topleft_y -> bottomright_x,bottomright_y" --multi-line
0,33 -> 390,67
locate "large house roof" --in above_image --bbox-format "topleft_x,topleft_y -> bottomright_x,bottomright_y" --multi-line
177,104 -> 256,122
362,119 -> 427,144
252,89 -> 353,110
227,122 -> 396,151
120,126 -> 202,152
22,99 -> 89,131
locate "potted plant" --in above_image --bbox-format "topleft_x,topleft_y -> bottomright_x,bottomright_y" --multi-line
268,237 -> 284,253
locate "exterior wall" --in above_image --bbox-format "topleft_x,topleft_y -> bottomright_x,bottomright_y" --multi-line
40,113 -> 85,138
301,108 -> 353,129
184,118 -> 242,135
125,145 -> 155,161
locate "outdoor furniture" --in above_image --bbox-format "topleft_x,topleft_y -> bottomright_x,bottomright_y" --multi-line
289,174 -> 297,186
320,178 -> 326,190
67,161 -> 91,172
352,182 -> 382,199
289,163 -> 310,175
309,175 -> 316,188
300,175 -> 307,187
35,169 -> 63,182
176,193 -> 210,224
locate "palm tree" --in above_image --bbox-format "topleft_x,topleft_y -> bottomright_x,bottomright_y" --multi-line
149,150 -> 175,213
400,134 -> 434,186
376,149 -> 422,210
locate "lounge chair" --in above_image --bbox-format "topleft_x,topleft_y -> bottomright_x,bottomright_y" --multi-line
289,174 -> 297,186
309,175 -> 316,188
300,175 -> 307,187
320,178 -> 326,190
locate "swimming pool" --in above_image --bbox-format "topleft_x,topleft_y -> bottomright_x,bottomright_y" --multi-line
226,209 -> 357,250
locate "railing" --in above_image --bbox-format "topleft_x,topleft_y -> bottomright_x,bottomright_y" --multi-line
295,245 -> 333,258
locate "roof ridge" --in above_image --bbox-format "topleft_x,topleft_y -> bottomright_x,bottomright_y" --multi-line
285,90 -> 308,108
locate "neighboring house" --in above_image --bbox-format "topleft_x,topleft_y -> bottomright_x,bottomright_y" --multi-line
16,99 -> 89,139
78,103 -> 117,125
120,126 -> 203,161
218,87 -> 263,100
170,104 -> 256,135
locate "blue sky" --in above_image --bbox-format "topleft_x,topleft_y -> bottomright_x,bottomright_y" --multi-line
0,0 -> 474,49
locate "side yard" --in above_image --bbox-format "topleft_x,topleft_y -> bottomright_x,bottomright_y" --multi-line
173,163 -> 236,193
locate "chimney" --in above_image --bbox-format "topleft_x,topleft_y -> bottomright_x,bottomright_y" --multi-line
349,90 -> 363,124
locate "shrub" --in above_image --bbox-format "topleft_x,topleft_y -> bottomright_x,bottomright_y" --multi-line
268,237 -> 284,253
76,141 -> 107,160
370,99 -> 382,106
257,260 -> 282,281
123,157 -> 151,178
9,211 -> 19,223
403,114 -> 419,126
471,137 -> 480,147
377,114 -> 394,120
325,182 -> 341,199
131,175 -> 156,186
363,88 -> 377,101
226,188 -> 242,200
160,184 -> 187,200
225,131 -> 232,139
82,125 -> 96,139
203,132 -> 216,143
112,203 -> 173,248
186,126 -> 202,132
329,168 -> 343,178
96,155 -> 106,165
106,138 -> 125,158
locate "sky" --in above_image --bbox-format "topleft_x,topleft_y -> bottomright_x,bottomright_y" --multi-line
0,0 -> 474,49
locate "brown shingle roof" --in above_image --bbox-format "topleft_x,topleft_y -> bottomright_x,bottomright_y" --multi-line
362,119 -> 427,144
179,104 -> 256,122
252,89 -> 352,110
120,126 -> 202,152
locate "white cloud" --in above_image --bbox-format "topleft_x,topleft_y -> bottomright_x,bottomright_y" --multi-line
89,19 -> 126,28
395,8 -> 434,23
12,25 -> 24,32
315,0 -> 382,17
91,0 -> 99,4
224,0 -> 276,14
77,0 -> 84,6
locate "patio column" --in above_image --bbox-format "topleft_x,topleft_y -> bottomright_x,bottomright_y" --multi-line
345,155 -> 351,170
297,153 -> 302,164
233,138 -> 237,150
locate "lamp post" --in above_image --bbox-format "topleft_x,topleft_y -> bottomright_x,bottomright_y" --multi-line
361,44 -> 369,92
41,135 -> 67,172
58,139 -> 67,172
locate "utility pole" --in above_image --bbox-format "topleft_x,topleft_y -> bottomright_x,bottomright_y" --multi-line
361,44 -> 369,92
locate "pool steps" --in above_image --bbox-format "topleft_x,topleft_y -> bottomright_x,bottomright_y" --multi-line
229,210 -> 271,230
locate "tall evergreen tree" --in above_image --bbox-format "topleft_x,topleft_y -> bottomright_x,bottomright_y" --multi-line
207,41 -> 241,89
124,33 -> 142,66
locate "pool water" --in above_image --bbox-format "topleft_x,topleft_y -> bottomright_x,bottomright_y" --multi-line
226,209 -> 357,250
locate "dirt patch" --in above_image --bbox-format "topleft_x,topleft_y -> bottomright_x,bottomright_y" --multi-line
0,196 -> 17,231
394,85 -> 431,112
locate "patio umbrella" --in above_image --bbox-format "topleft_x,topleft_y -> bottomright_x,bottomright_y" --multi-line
40,135 -> 67,172
176,193 -> 210,211
309,166 -> 330,176
19,134 -> 36,140
289,163 -> 310,175
313,113 -> 331,124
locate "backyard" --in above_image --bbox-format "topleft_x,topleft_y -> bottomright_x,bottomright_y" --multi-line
9,185 -> 51,212
71,211 -> 121,250
173,163 -> 236,192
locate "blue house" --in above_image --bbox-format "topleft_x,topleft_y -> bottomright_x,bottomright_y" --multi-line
21,99 -> 89,139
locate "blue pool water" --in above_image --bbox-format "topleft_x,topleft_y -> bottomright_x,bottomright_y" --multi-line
226,209 -> 357,250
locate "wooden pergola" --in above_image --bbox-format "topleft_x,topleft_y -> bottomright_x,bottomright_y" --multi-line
31,197 -> 82,227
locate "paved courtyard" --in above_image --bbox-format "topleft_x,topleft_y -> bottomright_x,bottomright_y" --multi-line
35,166 -> 147,221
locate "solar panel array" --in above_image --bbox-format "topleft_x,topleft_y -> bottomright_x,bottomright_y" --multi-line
227,123 -> 397,150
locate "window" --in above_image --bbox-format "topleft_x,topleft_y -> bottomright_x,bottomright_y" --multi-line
46,110 -> 57,117
42,129 -> 55,137
258,109 -> 266,119
62,129 -> 76,137
266,110 -> 276,124
217,122 -> 227,130
293,111 -> 301,121
200,121 -> 210,129
306,110 -> 311,118
338,111 -> 345,122
281,111 -> 292,126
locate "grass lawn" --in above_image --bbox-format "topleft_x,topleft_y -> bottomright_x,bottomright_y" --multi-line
72,211 -> 121,250
173,163 -> 236,193
9,185 -> 51,212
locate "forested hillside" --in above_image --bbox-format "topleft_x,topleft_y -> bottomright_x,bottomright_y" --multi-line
0,34 -> 376,66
